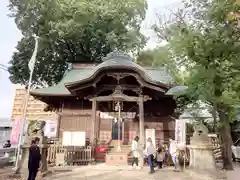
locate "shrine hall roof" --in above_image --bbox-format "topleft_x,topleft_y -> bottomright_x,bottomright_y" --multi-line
30,51 -> 174,96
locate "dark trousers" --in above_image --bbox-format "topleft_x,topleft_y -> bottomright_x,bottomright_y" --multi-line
132,157 -> 139,166
147,154 -> 154,172
157,161 -> 163,169
28,169 -> 38,180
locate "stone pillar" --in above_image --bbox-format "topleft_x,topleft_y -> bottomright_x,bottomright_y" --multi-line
19,135 -> 49,177
138,95 -> 144,167
91,99 -> 97,144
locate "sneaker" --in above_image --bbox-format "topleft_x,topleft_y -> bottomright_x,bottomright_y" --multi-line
136,166 -> 141,170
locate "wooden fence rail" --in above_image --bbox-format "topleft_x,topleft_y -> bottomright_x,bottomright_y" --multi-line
65,146 -> 93,165
47,142 -> 93,166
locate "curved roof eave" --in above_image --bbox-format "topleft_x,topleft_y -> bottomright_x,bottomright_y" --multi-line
65,61 -> 171,89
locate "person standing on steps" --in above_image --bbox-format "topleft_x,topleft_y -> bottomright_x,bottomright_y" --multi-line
131,136 -> 141,169
28,137 -> 41,180
145,137 -> 156,174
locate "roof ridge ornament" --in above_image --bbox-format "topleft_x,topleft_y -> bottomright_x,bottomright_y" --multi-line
103,50 -> 132,61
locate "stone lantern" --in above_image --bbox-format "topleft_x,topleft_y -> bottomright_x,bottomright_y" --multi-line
188,123 -> 216,171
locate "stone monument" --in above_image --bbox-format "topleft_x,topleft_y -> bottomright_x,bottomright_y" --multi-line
19,120 -> 49,177
188,123 -> 216,170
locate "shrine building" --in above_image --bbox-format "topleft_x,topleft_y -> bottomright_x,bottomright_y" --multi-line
30,51 -> 178,149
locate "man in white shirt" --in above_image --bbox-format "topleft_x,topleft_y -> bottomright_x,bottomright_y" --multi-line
145,138 -> 156,173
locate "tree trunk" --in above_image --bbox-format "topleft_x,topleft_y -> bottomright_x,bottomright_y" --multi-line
218,109 -> 233,170
212,104 -> 217,133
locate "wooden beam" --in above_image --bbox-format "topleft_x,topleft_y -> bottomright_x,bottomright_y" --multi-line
138,95 -> 145,167
89,94 -> 151,102
84,84 -> 141,99
139,95 -> 144,144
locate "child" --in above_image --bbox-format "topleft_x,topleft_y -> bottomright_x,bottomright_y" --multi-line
156,147 -> 164,169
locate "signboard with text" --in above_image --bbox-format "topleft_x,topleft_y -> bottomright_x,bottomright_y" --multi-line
62,131 -> 86,146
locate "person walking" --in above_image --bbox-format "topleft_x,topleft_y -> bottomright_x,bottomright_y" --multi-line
169,139 -> 178,171
131,136 -> 140,169
156,146 -> 164,169
28,137 -> 41,180
145,138 -> 156,174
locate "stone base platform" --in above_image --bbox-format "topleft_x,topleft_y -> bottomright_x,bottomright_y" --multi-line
105,154 -> 128,165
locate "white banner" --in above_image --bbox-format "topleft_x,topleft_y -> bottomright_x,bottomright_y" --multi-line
72,132 -> 86,146
175,119 -> 186,145
62,132 -> 71,146
62,131 -> 86,146
145,129 -> 156,147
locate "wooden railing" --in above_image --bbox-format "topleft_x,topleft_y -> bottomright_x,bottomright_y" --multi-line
47,141 -> 64,164
47,140 -> 93,166
65,146 -> 93,165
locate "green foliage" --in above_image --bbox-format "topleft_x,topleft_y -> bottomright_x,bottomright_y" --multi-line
153,0 -> 240,169
153,0 -> 240,115
8,0 -> 148,86
136,46 -> 186,84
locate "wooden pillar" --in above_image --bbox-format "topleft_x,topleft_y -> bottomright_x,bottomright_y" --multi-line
138,95 -> 144,168
139,95 -> 144,144
91,99 -> 97,144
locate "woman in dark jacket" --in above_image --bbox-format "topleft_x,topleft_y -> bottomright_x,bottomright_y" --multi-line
28,137 -> 41,180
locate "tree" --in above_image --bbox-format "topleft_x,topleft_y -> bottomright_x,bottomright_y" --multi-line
153,0 -> 240,170
136,46 -> 186,84
8,0 -> 148,87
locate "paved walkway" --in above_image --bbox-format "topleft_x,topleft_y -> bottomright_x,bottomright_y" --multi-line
44,164 -> 224,180
226,162 -> 240,180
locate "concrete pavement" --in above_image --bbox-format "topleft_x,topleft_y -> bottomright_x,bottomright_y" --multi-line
226,162 -> 240,180
44,164 -> 225,180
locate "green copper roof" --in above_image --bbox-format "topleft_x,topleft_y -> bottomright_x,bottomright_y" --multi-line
31,68 -> 173,96
165,85 -> 188,96
65,58 -> 173,87
30,51 -> 174,96
30,69 -> 93,96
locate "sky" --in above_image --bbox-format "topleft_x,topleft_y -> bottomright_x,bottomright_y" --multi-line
0,0 -> 180,119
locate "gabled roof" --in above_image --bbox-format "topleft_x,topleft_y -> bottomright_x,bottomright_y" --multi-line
30,51 -> 174,97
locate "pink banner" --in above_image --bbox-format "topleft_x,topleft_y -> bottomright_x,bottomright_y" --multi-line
10,116 -> 22,143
